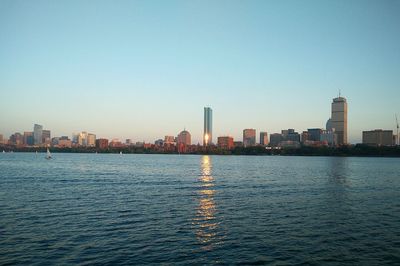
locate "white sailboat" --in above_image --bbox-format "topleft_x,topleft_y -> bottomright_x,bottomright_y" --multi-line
46,148 -> 52,159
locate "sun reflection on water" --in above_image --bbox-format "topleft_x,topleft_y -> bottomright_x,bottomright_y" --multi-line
193,155 -> 222,251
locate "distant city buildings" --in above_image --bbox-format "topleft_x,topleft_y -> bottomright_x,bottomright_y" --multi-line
362,130 -> 394,146
204,107 -> 212,146
331,96 -> 348,145
243,129 -> 256,147
3,95 -> 399,151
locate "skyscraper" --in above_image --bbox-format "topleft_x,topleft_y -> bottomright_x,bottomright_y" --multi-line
331,96 -> 348,145
204,107 -> 212,146
243,129 -> 256,147
33,124 -> 43,145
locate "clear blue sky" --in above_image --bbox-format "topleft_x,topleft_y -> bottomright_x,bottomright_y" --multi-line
1,0 -> 399,144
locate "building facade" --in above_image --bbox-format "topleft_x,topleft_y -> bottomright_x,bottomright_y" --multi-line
204,107 -> 213,146
243,129 -> 256,147
34,124 -> 43,145
177,130 -> 191,146
362,130 -> 393,146
96,138 -> 109,149
217,136 -> 234,150
260,132 -> 269,146
331,96 -> 348,145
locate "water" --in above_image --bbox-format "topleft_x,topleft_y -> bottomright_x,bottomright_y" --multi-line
1,153 -> 399,265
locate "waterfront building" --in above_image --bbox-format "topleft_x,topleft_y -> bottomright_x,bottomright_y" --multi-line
33,124 -> 43,145
177,129 -> 191,146
164,135 -> 176,145
0,134 -> 3,144
320,129 -> 337,146
217,136 -> 234,150
331,96 -> 348,145
260,132 -> 269,146
87,133 -> 96,147
234,141 -> 243,148
154,139 -> 164,146
78,132 -> 86,146
126,139 -> 133,146
307,128 -> 323,141
23,131 -> 34,146
282,129 -> 300,142
109,139 -> 124,148
96,138 -> 109,149
42,130 -> 51,145
243,129 -> 256,147
204,107 -> 213,146
301,131 -> 309,143
58,138 -> 72,148
9,132 -> 23,145
270,133 -> 283,147
362,130 -> 394,146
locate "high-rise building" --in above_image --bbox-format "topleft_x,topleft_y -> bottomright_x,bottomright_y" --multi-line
33,124 -> 43,145
42,130 -> 51,144
23,131 -> 34,146
243,129 -> 256,147
260,132 -> 269,146
177,129 -> 191,146
87,133 -> 96,147
362,130 -> 393,146
204,107 -> 213,146
217,136 -> 234,150
331,96 -> 348,145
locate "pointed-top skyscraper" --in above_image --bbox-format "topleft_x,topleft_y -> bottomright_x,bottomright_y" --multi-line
203,107 -> 212,146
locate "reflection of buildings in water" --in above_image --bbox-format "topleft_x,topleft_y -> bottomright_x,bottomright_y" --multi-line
193,155 -> 220,250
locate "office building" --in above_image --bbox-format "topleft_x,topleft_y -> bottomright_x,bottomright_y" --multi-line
177,129 -> 191,146
282,129 -> 300,142
9,132 -> 23,145
96,138 -> 109,149
87,133 -> 96,147
270,133 -> 283,147
331,96 -> 348,145
260,132 -> 269,146
204,107 -> 213,146
0,134 -> 3,144
320,129 -> 337,146
42,130 -> 51,145
307,128 -> 323,141
243,129 -> 256,147
34,124 -> 43,145
217,136 -> 234,150
23,131 -> 34,146
362,130 -> 393,146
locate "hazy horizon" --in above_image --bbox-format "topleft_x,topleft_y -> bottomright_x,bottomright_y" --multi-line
1,0 -> 399,144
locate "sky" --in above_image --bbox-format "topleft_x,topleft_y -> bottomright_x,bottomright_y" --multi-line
0,0 -> 399,144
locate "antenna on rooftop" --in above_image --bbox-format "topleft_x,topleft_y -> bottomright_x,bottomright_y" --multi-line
339,89 -> 341,98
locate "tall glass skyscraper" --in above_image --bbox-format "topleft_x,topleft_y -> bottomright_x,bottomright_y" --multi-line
203,107 -> 212,146
33,124 -> 43,145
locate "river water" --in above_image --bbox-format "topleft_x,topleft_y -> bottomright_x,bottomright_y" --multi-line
1,153 -> 399,264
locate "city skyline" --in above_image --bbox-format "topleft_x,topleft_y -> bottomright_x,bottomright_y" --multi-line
1,1 -> 399,143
